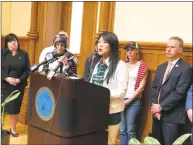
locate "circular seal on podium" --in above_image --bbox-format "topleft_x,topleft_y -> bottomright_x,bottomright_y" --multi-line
35,87 -> 55,121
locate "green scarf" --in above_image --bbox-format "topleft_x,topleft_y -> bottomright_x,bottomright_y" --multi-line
92,60 -> 108,86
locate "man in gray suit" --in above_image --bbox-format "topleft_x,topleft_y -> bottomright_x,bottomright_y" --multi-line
151,36 -> 192,145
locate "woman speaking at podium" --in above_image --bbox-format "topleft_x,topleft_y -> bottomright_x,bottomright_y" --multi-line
42,34 -> 77,76
90,31 -> 128,144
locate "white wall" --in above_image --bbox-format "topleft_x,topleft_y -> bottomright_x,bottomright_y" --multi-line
114,2 -> 192,43
69,2 -> 100,53
69,2 -> 83,54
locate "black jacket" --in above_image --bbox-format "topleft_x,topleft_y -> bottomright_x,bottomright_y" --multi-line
1,48 -> 30,88
84,52 -> 101,82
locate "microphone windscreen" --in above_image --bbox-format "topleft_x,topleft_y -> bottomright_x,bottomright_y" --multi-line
45,52 -> 54,60
64,52 -> 73,59
30,64 -> 39,72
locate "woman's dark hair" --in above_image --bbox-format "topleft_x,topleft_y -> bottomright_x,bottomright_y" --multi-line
4,33 -> 20,50
53,34 -> 68,48
97,31 -> 119,84
94,39 -> 98,46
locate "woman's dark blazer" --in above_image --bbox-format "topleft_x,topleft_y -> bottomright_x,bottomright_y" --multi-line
1,48 -> 30,88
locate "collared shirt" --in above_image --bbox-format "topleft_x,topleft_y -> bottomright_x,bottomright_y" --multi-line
168,57 -> 180,73
90,58 -> 128,114
90,57 -> 128,99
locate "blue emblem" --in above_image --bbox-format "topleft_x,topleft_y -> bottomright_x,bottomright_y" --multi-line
35,87 -> 55,121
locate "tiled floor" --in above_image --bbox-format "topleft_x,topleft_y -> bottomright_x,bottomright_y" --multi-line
2,115 -> 28,144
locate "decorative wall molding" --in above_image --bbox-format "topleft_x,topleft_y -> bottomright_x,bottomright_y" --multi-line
98,2 -> 116,32
119,41 -> 192,69
27,2 -> 38,66
79,2 -> 98,76
60,2 -> 72,47
120,41 -> 192,52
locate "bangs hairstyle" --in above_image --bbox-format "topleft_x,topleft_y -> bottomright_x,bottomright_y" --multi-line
97,31 -> 119,84
4,33 -> 20,50
53,34 -> 68,48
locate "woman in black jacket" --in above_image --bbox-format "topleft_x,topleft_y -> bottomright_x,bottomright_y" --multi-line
84,40 -> 101,82
1,33 -> 30,137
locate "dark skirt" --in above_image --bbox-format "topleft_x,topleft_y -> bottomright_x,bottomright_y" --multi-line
108,112 -> 121,125
1,83 -> 25,114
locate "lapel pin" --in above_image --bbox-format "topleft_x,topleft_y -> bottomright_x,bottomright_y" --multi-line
19,57 -> 21,59
175,64 -> 179,67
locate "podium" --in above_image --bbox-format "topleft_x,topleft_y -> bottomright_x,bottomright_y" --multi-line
27,72 -> 110,144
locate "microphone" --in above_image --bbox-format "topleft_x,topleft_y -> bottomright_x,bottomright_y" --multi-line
65,55 -> 78,76
30,52 -> 64,72
68,55 -> 78,64
47,52 -> 74,80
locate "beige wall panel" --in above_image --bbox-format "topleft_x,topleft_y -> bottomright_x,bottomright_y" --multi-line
141,53 -> 158,70
114,2 -> 192,43
2,2 -> 11,35
10,2 -> 31,36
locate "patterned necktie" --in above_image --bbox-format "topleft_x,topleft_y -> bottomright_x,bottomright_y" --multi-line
158,62 -> 173,103
162,62 -> 173,85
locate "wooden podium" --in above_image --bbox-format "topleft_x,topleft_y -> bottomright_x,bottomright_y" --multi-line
27,72 -> 110,144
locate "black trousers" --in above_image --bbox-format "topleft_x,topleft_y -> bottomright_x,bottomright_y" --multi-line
151,119 -> 184,145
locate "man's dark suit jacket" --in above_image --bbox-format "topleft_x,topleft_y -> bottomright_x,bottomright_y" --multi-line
152,58 -> 192,124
